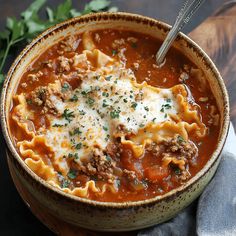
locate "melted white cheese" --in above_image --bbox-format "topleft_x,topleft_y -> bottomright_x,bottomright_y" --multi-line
45,60 -> 180,163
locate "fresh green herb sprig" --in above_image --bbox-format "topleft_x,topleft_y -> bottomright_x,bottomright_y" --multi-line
0,0 -> 117,87
62,108 -> 75,123
67,169 -> 78,179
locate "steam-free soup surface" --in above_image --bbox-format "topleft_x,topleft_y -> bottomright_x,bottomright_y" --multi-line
10,29 -> 220,202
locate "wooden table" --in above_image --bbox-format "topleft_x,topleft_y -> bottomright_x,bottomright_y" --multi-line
0,0 -> 236,235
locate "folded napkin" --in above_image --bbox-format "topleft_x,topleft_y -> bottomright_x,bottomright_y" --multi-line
139,123 -> 236,236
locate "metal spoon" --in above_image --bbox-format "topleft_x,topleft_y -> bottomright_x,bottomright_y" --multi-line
156,0 -> 206,66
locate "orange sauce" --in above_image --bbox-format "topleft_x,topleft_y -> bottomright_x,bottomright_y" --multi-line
9,29 -> 220,202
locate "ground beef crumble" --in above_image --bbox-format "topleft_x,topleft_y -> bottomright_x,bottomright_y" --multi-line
162,135 -> 198,160
27,70 -> 43,82
76,149 -> 117,184
57,56 -> 72,73
75,143 -> 139,184
26,85 -> 64,115
161,135 -> 198,181
58,35 -> 80,53
123,169 -> 137,180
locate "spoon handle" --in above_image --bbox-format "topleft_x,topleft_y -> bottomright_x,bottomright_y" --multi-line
156,0 -> 206,66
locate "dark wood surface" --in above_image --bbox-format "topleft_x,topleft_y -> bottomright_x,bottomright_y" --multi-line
189,1 -> 236,127
0,0 -> 235,235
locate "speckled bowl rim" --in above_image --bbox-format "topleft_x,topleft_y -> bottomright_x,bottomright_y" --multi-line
1,12 -> 230,208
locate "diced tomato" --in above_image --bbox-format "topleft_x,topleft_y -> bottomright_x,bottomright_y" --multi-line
144,165 -> 169,183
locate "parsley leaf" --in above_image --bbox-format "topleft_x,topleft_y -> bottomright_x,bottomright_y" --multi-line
62,108 -> 75,123
105,75 -> 112,81
131,102 -> 138,109
69,94 -> 78,102
0,74 -> 5,87
61,82 -> 70,92
177,135 -> 185,143
0,0 -> 117,89
83,0 -> 111,13
52,123 -> 64,127
75,142 -> 82,150
103,126 -> 108,131
61,178 -> 70,188
73,128 -> 82,135
86,97 -> 95,107
67,169 -> 78,179
110,109 -> 121,119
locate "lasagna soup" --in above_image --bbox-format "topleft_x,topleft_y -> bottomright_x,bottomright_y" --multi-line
10,29 -> 220,202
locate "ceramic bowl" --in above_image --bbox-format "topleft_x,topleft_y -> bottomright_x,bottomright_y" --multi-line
0,12 -> 230,232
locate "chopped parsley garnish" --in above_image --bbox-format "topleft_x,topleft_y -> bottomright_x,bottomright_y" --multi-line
139,123 -> 145,128
68,153 -> 74,158
79,110 -> 86,115
164,104 -> 172,109
105,134 -> 110,142
75,142 -> 82,150
105,155 -> 112,161
67,169 -> 77,179
152,117 -> 157,122
160,103 -> 172,112
112,49 -> 117,56
110,109 -> 121,119
105,75 -> 112,81
115,179 -> 121,188
81,90 -> 87,96
67,153 -> 79,160
62,109 -> 75,123
102,92 -> 109,97
123,98 -> 128,103
144,106 -> 149,111
86,97 -> 95,107
94,75 -> 100,80
102,100 -> 109,107
73,128 -> 82,135
74,153 -> 79,160
165,98 -> 171,103
177,135 -> 185,143
94,86 -> 100,91
103,126 -> 108,131
70,138 -> 76,145
131,102 -> 138,109
81,89 -> 91,97
26,99 -> 32,105
91,176 -> 98,181
52,123 -> 63,127
174,168 -> 181,175
69,94 -> 78,102
61,178 -> 70,188
61,82 -> 70,92
69,131 -> 73,136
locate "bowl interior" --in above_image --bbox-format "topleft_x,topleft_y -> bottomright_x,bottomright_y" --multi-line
1,12 -> 230,206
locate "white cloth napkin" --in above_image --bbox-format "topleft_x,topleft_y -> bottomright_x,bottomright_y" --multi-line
139,123 -> 236,236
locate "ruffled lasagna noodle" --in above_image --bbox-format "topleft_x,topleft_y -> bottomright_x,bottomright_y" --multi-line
10,29 -> 220,202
